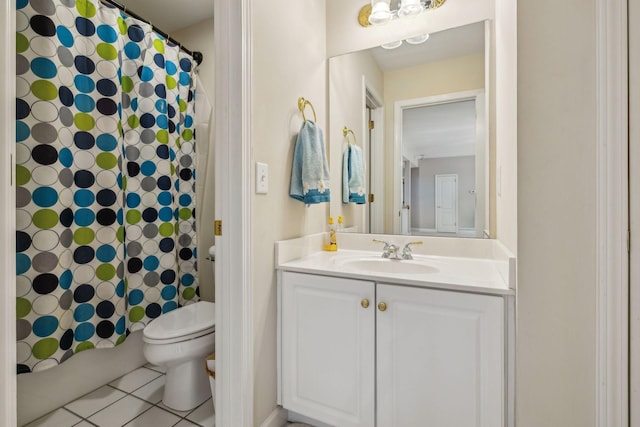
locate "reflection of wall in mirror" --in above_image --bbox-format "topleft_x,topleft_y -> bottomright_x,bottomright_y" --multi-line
329,50 -> 383,232
383,53 -> 485,233
411,156 -> 476,231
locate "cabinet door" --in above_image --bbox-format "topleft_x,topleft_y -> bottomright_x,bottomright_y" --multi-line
281,272 -> 375,427
376,284 -> 504,427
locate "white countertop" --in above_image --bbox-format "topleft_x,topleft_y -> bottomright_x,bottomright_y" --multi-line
277,248 -> 514,296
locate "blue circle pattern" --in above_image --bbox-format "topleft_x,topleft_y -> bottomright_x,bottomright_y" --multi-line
16,0 -> 199,373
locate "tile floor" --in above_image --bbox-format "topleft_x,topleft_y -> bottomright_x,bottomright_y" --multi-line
23,364 -> 215,427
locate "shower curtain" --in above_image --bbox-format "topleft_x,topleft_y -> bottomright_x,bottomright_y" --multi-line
16,0 -> 199,373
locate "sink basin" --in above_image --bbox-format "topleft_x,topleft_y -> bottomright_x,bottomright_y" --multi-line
336,257 -> 439,275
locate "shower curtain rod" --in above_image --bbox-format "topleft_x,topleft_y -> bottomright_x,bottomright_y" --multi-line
100,0 -> 204,65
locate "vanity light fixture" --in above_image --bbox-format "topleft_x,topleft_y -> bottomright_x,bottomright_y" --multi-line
358,0 -> 447,27
406,33 -> 430,44
381,40 -> 403,49
380,33 -> 429,49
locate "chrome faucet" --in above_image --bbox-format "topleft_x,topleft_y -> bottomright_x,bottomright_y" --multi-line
401,241 -> 423,260
374,239 -> 424,260
373,239 -> 401,259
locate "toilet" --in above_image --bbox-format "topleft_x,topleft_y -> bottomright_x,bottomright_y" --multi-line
142,246 -> 216,411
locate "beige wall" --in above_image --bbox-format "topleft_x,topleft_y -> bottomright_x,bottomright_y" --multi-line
251,1 -> 327,424
517,0 -> 597,425
328,50 -> 384,232
383,54 -> 485,233
173,18 -> 216,303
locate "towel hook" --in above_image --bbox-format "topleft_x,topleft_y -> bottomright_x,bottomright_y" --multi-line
343,127 -> 357,146
298,97 -> 317,123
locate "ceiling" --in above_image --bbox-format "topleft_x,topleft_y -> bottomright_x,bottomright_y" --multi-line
403,100 -> 477,162
370,21 -> 485,71
113,0 -> 214,33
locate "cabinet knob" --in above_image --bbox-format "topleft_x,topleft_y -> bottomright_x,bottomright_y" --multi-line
361,299 -> 370,309
378,302 -> 387,312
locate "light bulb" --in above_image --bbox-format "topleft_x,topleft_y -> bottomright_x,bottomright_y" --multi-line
398,0 -> 423,17
381,40 -> 403,49
369,0 -> 392,25
405,33 -> 430,44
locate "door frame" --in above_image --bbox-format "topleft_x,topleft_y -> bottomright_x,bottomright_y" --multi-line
214,0 -> 254,426
0,1 -> 16,425
394,90 -> 486,235
363,78 -> 384,234
435,174 -> 458,233
595,0 -> 628,425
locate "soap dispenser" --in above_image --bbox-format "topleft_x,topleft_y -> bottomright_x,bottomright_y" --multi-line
323,216 -> 338,251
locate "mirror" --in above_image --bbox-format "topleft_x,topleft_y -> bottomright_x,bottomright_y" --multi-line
329,21 -> 491,238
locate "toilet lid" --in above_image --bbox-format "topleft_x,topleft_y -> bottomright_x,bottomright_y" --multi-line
143,301 -> 215,341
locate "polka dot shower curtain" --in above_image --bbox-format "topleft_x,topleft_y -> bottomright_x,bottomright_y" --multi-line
16,0 -> 199,373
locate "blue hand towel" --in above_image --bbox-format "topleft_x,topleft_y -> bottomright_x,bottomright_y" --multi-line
289,121 -> 331,204
342,144 -> 366,204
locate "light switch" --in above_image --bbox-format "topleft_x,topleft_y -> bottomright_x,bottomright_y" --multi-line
256,162 -> 268,194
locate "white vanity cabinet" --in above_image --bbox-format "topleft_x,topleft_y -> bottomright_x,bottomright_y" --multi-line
376,283 -> 504,427
280,272 -> 376,427
279,271 -> 505,427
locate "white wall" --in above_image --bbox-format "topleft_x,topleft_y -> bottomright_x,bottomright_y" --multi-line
251,1 -> 327,425
517,0 -> 597,425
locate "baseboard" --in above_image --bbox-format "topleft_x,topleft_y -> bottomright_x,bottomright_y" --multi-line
260,406 -> 288,427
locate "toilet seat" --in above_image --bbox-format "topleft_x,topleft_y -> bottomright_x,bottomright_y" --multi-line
143,301 -> 215,345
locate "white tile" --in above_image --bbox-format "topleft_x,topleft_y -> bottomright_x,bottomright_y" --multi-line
88,395 -> 152,427
144,363 -> 167,374
173,421 -> 200,427
186,399 -> 215,427
132,376 -> 165,404
156,402 -> 193,418
109,367 -> 162,393
64,385 -> 126,418
123,406 -> 181,426
24,408 -> 81,427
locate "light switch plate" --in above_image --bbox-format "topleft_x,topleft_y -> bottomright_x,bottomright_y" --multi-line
256,162 -> 268,194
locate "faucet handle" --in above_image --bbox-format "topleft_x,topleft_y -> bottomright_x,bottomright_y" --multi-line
373,238 -> 390,248
373,239 -> 395,258
401,241 -> 423,259
403,241 -> 423,249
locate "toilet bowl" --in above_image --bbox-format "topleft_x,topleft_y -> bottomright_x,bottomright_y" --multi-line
143,300 -> 215,411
